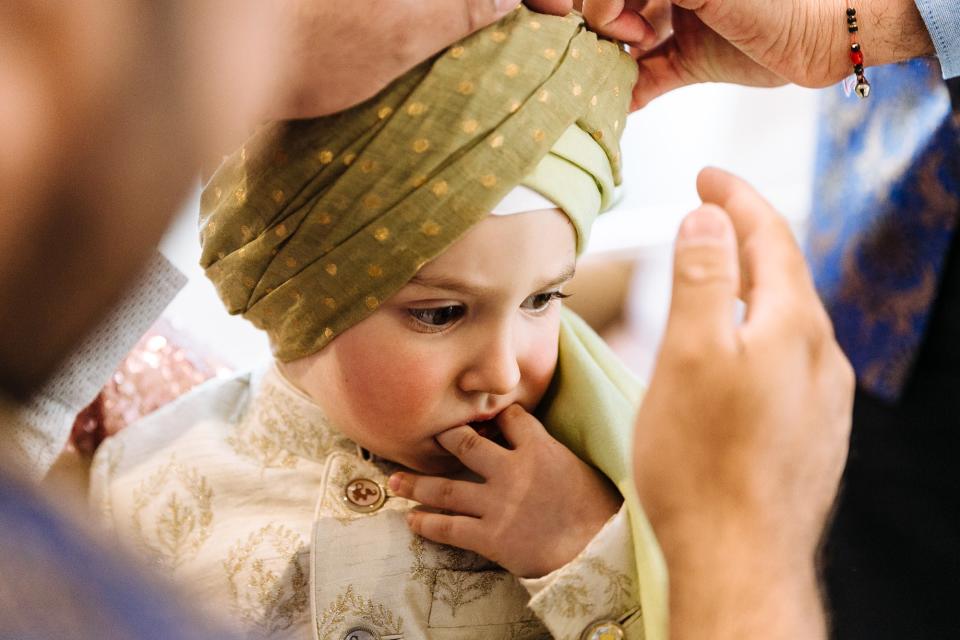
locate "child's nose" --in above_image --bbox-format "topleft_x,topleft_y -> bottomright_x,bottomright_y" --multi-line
458,327 -> 521,396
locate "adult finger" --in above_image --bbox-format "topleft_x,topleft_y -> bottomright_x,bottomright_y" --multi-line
636,0 -> 673,50
662,203 -> 740,350
695,167 -> 814,311
435,425 -> 508,477
582,0 -> 656,47
524,0 -> 575,15
495,404 -> 544,449
407,510 -> 488,555
389,472 -> 487,517
631,40 -> 691,110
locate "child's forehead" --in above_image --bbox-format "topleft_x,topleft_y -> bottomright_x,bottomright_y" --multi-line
409,209 -> 576,290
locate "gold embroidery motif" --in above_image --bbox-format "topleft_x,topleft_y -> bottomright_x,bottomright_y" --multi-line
410,535 -> 505,617
130,457 -> 214,570
223,524 -> 309,634
534,573 -> 593,619
506,620 -> 553,640
228,375 -> 349,470
584,557 -> 634,613
315,585 -> 403,640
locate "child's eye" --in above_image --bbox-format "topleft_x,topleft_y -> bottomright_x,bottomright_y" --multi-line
521,290 -> 570,313
408,305 -> 466,331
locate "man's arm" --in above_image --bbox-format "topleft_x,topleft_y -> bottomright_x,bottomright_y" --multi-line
634,168 -> 855,639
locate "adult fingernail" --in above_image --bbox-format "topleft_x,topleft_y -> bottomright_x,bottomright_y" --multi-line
679,206 -> 728,241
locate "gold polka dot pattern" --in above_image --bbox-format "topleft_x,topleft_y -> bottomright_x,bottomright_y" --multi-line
199,5 -> 635,361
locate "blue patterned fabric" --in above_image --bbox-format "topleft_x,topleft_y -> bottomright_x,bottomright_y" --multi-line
806,59 -> 960,401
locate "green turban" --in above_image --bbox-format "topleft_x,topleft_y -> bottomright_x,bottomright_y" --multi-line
200,9 -> 667,639
200,6 -> 635,361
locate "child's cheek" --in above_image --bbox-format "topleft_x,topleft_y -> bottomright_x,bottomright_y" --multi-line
335,333 -> 449,431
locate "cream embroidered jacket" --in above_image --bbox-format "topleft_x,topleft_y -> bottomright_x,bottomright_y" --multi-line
89,365 -> 642,639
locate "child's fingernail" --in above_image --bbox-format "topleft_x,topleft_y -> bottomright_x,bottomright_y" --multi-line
388,474 -> 401,492
406,512 -> 415,526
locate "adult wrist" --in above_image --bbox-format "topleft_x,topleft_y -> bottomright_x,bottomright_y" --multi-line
661,516 -> 826,639
855,0 -> 935,69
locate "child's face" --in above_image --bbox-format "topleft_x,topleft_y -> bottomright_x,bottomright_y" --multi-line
284,209 -> 576,474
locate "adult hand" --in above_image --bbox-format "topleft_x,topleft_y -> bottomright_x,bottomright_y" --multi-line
269,0 -> 525,120
528,0 -> 675,51
634,168 -> 854,638
567,0 -> 935,109
390,404 -> 622,578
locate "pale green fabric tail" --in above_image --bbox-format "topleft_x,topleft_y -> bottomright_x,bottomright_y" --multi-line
542,308 -> 668,639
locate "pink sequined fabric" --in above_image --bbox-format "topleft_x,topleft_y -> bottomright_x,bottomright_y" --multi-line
71,319 -> 231,457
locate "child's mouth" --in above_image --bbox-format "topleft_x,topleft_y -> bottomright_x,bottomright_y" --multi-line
469,419 -> 506,446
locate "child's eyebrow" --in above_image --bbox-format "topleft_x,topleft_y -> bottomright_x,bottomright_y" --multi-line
410,262 -> 576,296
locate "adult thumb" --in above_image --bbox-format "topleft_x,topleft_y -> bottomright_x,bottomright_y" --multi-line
663,204 -> 740,349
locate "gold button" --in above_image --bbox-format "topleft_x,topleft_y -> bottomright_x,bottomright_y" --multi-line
343,627 -> 380,640
581,620 -> 625,640
343,478 -> 386,513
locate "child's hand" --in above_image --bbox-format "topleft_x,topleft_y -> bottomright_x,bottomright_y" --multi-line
388,404 -> 622,578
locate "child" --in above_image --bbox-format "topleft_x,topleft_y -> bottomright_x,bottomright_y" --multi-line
91,8 -> 664,640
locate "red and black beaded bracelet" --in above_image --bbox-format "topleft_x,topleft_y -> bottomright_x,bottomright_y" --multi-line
847,4 -> 871,98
